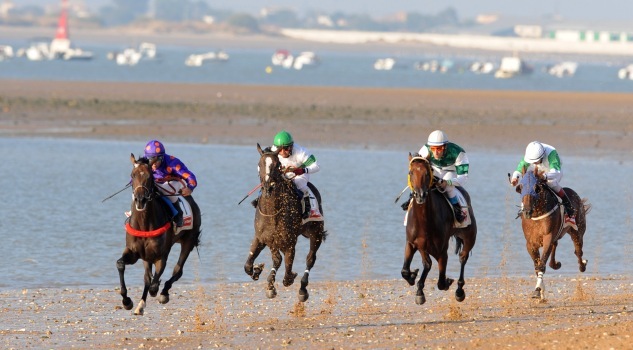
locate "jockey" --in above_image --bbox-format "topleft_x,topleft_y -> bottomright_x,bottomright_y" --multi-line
406,130 -> 469,223
510,141 -> 576,228
255,130 -> 320,219
144,139 -> 197,229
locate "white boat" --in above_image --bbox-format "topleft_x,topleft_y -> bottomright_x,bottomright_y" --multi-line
108,42 -> 158,66
617,64 -> 633,80
185,50 -> 229,66
0,45 -> 14,61
293,51 -> 318,70
469,61 -> 495,74
547,61 -> 578,78
271,49 -> 294,68
494,56 -> 533,79
374,58 -> 396,70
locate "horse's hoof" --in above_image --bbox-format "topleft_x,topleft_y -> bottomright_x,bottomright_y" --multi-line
439,278 -> 454,291
158,294 -> 169,304
266,288 -> 277,299
283,272 -> 298,287
252,263 -> 264,280
133,308 -> 144,316
551,261 -> 562,270
580,259 -> 588,272
455,289 -> 466,302
122,298 -> 133,311
298,289 -> 309,302
531,288 -> 542,299
415,295 -> 426,305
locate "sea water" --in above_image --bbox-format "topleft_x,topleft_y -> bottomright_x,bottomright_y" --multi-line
0,137 -> 630,289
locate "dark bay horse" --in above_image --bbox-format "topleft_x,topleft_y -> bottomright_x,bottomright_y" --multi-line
401,154 -> 477,305
244,144 -> 327,302
117,154 -> 201,315
516,166 -> 591,299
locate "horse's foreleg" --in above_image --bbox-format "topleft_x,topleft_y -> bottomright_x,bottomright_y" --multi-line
548,241 -> 561,270
244,238 -> 266,280
533,234 -> 555,300
436,251 -> 454,291
160,242 -> 195,304
415,252 -> 433,305
401,242 -> 419,286
265,249 -> 283,299
150,258 -> 168,298
134,261 -> 153,315
299,233 -> 323,302
282,245 -> 298,287
116,249 -> 139,311
455,242 -> 473,302
569,231 -> 588,272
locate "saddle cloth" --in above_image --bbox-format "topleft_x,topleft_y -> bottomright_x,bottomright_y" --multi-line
302,187 -> 324,225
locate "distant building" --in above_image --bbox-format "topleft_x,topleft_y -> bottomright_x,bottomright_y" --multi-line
514,25 -> 542,38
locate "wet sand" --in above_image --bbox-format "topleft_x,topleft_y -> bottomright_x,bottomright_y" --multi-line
1,80 -> 632,348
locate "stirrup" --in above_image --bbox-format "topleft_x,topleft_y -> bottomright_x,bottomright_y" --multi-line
564,215 -> 577,230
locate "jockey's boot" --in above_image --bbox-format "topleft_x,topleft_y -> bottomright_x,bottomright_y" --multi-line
302,190 -> 311,219
558,189 -> 577,229
449,196 -> 466,223
251,198 -> 258,208
173,200 -> 184,228
401,193 -> 413,211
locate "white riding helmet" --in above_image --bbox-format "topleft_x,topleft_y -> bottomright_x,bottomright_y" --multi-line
524,141 -> 545,164
427,130 -> 448,146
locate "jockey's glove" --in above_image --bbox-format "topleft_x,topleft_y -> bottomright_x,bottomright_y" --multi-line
293,168 -> 305,175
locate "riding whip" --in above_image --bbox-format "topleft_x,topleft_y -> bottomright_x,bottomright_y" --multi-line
394,185 -> 409,204
101,182 -> 132,203
238,183 -> 262,205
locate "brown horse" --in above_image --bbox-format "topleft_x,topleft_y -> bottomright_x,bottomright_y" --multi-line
244,144 -> 327,302
116,154 -> 202,315
516,166 -> 590,299
401,154 -> 477,305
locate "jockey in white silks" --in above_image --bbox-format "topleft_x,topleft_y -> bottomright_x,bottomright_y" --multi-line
510,141 -> 577,229
270,130 -> 321,220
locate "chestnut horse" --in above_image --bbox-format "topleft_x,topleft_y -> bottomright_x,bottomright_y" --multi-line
116,154 -> 201,315
401,154 -> 477,305
244,144 -> 327,302
516,166 -> 591,299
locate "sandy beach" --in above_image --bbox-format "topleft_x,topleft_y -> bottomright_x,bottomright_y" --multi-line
1,80 -> 632,348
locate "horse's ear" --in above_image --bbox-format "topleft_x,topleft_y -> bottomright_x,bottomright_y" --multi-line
130,153 -> 136,165
257,143 -> 263,155
408,152 -> 413,161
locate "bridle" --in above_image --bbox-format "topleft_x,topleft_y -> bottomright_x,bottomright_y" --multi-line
409,156 -> 434,205
131,162 -> 157,211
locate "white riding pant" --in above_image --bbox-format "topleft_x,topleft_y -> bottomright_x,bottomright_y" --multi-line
155,180 -> 185,203
544,171 -> 563,193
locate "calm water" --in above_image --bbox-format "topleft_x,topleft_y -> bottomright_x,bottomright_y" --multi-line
1,45 -> 633,92
0,137 -> 631,289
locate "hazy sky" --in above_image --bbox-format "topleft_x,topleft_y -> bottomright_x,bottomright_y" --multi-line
23,0 -> 633,22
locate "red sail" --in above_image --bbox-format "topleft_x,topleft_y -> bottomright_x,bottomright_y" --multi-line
54,0 -> 69,40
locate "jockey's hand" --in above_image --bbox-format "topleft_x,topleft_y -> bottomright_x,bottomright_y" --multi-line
293,168 -> 305,175
181,187 -> 192,196
438,179 -> 447,189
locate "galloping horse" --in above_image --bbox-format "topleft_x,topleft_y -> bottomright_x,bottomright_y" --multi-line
401,154 -> 477,305
117,154 -> 202,315
516,166 -> 590,299
244,144 -> 327,302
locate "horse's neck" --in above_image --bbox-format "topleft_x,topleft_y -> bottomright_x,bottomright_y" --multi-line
131,199 -> 169,230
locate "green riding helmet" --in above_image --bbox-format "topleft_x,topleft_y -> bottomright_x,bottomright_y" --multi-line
273,130 -> 294,147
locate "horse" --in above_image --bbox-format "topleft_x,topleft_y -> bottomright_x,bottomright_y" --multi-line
116,154 -> 202,315
516,166 -> 591,299
244,144 -> 327,302
401,154 -> 477,305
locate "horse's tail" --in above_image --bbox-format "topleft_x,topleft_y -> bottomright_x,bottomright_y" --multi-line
454,236 -> 464,255
581,198 -> 592,215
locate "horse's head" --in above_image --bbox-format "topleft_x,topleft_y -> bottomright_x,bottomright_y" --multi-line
130,153 -> 155,211
257,143 -> 283,197
408,153 -> 434,205
517,166 -> 547,219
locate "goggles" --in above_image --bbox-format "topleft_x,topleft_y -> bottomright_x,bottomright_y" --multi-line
148,155 -> 164,164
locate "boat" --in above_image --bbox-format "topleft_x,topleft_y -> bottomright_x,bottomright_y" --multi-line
271,49 -> 294,68
494,56 -> 533,79
0,45 -> 14,61
374,58 -> 396,70
107,42 -> 159,66
617,64 -> 633,80
16,0 -> 93,61
292,51 -> 318,70
184,50 -> 229,67
469,61 -> 495,74
547,62 -> 578,78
